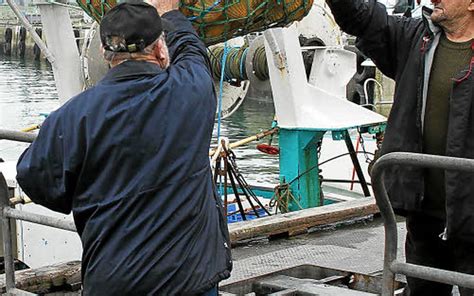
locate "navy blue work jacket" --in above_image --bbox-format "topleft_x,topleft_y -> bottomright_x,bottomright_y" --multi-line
16,10 -> 231,295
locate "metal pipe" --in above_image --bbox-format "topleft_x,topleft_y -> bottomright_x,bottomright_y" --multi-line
5,0 -> 55,64
48,1 -> 83,10
3,215 -> 16,292
0,129 -> 37,143
7,288 -> 37,295
391,262 -> 474,289
344,131 -> 371,197
209,128 -> 277,157
0,174 -> 73,295
371,152 -> 474,295
4,208 -> 76,232
374,152 -> 474,173
363,78 -> 384,107
371,168 -> 397,295
264,30 -> 286,71
0,174 -> 16,292
322,178 -> 372,185
228,128 -> 276,149
376,101 -> 395,106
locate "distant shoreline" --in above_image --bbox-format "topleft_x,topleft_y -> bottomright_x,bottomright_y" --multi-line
0,4 -> 91,61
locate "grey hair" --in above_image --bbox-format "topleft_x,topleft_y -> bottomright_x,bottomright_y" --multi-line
103,33 -> 166,63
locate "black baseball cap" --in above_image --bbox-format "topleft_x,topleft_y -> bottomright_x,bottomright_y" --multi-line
100,1 -> 163,53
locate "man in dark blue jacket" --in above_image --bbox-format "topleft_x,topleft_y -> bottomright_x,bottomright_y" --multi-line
16,2 -> 232,295
326,0 -> 473,294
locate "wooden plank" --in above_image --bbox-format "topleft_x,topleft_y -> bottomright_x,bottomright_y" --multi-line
229,198 -> 378,243
0,261 -> 81,294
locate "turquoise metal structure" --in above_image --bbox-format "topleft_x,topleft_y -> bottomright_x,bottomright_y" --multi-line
278,124 -> 386,212
279,129 -> 325,211
261,27 -> 387,212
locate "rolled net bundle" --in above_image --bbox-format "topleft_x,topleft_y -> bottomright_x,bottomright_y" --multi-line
77,0 -> 313,45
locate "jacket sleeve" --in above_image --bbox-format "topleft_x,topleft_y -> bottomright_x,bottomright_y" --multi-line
16,110 -> 82,214
161,10 -> 213,77
326,0 -> 423,79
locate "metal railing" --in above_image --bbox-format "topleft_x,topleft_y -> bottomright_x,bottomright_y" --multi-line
0,129 -> 37,144
372,152 -> 474,295
1,129 -> 76,295
3,132 -> 474,294
0,173 -> 77,295
361,78 -> 394,112
0,173 -> 76,295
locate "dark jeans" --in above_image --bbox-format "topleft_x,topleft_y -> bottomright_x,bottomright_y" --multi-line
404,214 -> 474,296
201,285 -> 218,296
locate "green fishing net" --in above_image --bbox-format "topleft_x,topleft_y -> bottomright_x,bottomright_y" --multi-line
77,0 -> 313,45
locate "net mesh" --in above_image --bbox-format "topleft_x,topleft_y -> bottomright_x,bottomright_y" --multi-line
77,0 -> 313,45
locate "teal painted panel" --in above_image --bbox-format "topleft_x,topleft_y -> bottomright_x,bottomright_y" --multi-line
279,129 -> 325,211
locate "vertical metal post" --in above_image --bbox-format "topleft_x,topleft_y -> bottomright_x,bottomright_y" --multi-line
371,153 -> 474,295
371,159 -> 399,296
344,131 -> 371,197
36,0 -> 84,103
0,173 -> 15,292
3,215 -> 16,292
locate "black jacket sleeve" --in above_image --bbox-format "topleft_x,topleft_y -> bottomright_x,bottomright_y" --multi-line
326,0 -> 423,79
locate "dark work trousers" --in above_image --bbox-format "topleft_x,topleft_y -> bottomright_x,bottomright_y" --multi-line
403,214 -> 474,296
201,285 -> 218,296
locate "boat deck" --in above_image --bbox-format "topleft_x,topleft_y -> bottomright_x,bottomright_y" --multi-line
0,214 -> 465,295
226,218 -> 406,285
225,217 -> 468,295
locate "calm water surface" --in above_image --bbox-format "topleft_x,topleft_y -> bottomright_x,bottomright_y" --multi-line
0,58 -> 279,185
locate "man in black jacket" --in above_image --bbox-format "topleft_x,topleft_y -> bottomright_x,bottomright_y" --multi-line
16,1 -> 231,295
326,0 -> 473,294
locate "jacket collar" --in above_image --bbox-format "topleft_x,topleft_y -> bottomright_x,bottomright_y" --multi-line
100,60 -> 164,83
421,6 -> 442,37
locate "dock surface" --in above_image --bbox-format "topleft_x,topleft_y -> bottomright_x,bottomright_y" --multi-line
226,218 -> 407,286
1,217 -> 464,295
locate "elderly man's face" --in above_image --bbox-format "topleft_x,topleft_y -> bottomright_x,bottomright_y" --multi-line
431,0 -> 474,24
